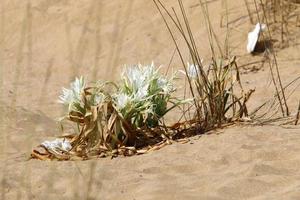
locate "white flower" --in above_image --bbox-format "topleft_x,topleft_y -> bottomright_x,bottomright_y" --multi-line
71,77 -> 85,96
123,62 -> 158,92
136,85 -> 148,100
187,62 -> 200,79
124,66 -> 145,90
58,87 -> 74,105
58,77 -> 85,105
158,77 -> 173,93
142,62 -> 156,80
41,138 -> 72,154
115,93 -> 131,109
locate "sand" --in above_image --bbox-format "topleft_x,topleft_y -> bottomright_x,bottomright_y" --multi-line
1,0 -> 300,199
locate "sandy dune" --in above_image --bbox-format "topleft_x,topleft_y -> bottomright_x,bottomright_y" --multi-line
1,0 -> 300,199
2,111 -> 300,200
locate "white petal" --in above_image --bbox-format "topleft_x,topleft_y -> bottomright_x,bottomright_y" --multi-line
41,138 -> 72,153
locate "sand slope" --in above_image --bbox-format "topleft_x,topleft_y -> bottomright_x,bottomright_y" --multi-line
2,114 -> 300,199
1,0 -> 300,199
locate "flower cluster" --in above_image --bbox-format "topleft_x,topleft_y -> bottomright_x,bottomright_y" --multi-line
114,62 -> 175,127
58,63 -> 178,129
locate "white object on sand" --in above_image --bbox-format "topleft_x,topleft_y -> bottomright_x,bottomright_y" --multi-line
247,23 -> 266,53
41,138 -> 72,154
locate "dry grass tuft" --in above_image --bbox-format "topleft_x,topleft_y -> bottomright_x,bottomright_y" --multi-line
154,0 -> 254,132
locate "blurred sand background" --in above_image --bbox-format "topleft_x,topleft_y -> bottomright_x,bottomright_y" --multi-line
0,0 -> 300,199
